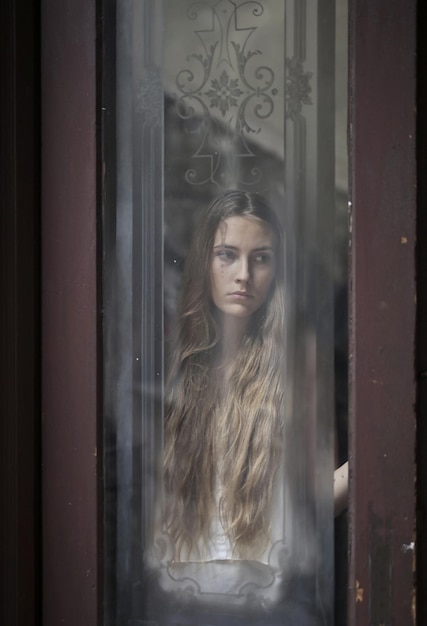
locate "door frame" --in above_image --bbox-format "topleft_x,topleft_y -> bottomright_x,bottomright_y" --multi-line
37,0 -> 419,624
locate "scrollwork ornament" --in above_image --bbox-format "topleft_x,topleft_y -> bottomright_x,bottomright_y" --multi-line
173,0 -> 278,188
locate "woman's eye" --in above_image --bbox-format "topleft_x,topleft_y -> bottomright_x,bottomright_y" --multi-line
217,249 -> 235,262
253,253 -> 271,264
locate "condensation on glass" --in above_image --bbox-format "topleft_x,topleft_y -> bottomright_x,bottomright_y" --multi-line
103,1 -> 348,625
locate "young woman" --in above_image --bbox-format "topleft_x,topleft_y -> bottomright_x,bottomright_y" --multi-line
163,190 -> 284,561
157,190 -> 347,605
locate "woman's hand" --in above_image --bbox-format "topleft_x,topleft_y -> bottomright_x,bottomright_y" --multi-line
334,461 -> 349,516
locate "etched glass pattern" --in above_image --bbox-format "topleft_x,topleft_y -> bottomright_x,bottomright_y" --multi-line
103,1 -> 343,625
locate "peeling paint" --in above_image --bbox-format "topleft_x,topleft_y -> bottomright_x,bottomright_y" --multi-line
356,579 -> 364,603
402,541 -> 415,553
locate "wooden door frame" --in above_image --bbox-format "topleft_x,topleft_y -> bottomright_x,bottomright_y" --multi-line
416,1 -> 427,623
348,0 -> 417,623
19,0 -> 418,624
41,1 -> 100,624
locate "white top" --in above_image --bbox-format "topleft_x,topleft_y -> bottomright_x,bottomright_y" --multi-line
149,465 -> 294,607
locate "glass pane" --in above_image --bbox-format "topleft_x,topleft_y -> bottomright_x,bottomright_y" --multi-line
103,1 -> 348,624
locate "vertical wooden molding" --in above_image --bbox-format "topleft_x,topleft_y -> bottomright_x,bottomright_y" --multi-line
348,0 -> 417,624
41,0 -> 99,624
417,0 -> 427,621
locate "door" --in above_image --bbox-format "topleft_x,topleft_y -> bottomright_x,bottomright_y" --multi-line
38,0 -> 417,624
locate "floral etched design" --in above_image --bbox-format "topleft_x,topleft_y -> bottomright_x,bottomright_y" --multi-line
205,70 -> 243,117
285,57 -> 313,122
173,0 -> 277,187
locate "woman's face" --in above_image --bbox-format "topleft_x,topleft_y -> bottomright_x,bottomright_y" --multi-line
210,216 -> 276,320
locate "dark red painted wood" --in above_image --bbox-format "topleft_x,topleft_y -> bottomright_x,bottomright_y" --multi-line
416,2 -> 427,622
41,1 -> 100,624
348,0 -> 417,624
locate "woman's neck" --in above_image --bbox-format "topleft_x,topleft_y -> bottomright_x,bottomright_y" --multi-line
217,314 -> 250,373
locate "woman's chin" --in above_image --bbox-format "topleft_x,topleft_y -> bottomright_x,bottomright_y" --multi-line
216,305 -> 255,320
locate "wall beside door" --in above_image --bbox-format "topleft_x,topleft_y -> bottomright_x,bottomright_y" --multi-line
0,0 -> 40,624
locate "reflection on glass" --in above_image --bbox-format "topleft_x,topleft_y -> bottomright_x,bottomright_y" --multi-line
103,1 -> 347,624
155,191 -> 290,603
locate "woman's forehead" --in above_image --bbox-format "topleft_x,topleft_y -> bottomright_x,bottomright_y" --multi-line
214,216 -> 275,248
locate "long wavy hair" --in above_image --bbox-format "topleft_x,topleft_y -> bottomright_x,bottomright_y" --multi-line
163,190 -> 286,560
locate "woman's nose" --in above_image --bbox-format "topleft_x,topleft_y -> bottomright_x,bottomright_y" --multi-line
235,257 -> 250,283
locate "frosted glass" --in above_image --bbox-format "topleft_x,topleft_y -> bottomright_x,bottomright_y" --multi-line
103,1 -> 347,624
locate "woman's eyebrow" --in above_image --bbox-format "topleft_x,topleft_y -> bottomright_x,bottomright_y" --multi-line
213,244 -> 239,250
213,244 -> 275,251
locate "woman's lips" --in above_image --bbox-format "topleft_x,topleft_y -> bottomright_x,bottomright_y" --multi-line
229,291 -> 253,299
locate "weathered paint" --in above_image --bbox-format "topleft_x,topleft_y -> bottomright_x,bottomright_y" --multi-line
348,0 -> 417,624
41,0 -> 99,624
